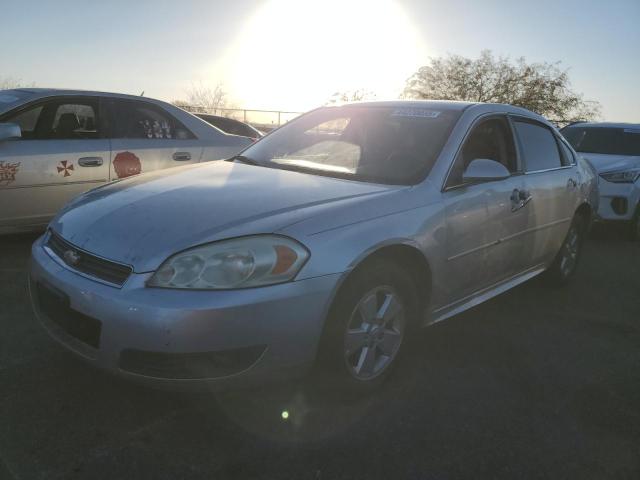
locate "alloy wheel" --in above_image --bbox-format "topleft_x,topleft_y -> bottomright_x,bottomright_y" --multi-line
343,286 -> 406,381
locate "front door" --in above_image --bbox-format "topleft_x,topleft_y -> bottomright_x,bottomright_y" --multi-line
0,97 -> 109,230
442,115 -> 530,302
105,99 -> 203,180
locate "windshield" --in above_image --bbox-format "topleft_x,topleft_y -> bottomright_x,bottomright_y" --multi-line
0,89 -> 35,115
237,105 -> 462,185
562,126 -> 640,156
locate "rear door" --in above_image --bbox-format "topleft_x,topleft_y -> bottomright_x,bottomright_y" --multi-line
512,117 -> 578,266
105,99 -> 203,179
0,96 -> 109,229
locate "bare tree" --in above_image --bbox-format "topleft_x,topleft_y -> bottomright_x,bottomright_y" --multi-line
1,76 -> 35,90
402,50 -> 600,122
327,88 -> 377,104
181,81 -> 229,113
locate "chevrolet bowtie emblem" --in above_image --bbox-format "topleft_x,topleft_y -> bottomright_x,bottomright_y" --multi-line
63,249 -> 80,266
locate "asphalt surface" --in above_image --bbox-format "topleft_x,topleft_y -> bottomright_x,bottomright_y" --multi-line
1,227 -> 639,480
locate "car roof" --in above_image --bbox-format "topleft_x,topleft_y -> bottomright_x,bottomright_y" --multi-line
563,121 -> 640,129
333,99 -> 545,120
10,87 -> 152,101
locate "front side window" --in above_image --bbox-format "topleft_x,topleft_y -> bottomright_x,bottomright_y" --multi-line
3,100 -> 99,140
446,117 -> 517,188
513,120 -> 562,171
236,105 -> 462,185
562,126 -> 640,156
5,105 -> 43,139
110,100 -> 194,140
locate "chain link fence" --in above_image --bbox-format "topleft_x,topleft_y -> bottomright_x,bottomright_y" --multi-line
179,105 -> 302,132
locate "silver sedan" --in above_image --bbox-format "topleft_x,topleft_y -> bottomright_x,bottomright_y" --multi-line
29,101 -> 597,390
0,88 -> 251,234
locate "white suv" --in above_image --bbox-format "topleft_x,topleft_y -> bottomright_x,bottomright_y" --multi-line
562,122 -> 640,240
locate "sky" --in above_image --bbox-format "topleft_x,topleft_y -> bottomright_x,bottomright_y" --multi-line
1,0 -> 638,121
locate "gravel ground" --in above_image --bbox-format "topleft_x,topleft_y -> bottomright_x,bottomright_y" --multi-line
1,227 -> 639,480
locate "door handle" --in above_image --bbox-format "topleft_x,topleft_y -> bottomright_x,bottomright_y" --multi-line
511,189 -> 532,212
172,152 -> 192,161
78,157 -> 103,167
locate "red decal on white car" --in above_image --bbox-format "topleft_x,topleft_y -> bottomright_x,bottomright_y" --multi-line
57,160 -> 74,177
113,151 -> 141,179
0,161 -> 20,186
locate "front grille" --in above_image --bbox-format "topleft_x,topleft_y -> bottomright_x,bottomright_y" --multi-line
46,231 -> 132,286
118,345 -> 267,379
37,282 -> 102,348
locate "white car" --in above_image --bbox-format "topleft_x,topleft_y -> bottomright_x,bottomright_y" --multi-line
0,89 -> 252,234
562,122 -> 640,239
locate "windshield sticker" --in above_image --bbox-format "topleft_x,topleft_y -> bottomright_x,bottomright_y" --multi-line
0,94 -> 19,103
113,151 -> 141,178
391,108 -> 441,118
0,161 -> 20,186
56,160 -> 74,177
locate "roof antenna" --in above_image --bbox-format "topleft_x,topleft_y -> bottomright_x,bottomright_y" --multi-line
139,90 -> 144,96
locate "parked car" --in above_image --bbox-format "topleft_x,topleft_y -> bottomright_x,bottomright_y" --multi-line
0,89 -> 252,234
195,113 -> 263,141
29,101 -> 596,391
561,122 -> 640,239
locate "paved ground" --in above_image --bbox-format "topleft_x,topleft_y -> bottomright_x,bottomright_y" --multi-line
1,228 -> 639,480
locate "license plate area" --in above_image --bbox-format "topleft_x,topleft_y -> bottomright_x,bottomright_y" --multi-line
37,282 -> 102,349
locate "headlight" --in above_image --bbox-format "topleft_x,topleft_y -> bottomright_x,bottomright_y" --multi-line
599,169 -> 640,183
148,235 -> 309,289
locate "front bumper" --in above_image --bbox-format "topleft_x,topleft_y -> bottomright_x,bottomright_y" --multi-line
29,235 -> 342,390
595,178 -> 640,222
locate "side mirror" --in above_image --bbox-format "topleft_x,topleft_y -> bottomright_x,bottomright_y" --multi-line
463,158 -> 510,183
0,123 -> 21,141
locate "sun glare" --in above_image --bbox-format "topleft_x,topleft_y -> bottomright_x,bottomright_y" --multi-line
216,0 -> 425,112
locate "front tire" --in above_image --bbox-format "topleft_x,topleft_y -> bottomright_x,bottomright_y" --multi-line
545,214 -> 586,285
317,259 -> 418,391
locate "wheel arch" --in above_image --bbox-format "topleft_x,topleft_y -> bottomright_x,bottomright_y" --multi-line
329,241 -> 433,323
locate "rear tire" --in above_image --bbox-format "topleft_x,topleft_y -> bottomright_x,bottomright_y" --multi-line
316,259 -> 419,392
544,214 -> 586,285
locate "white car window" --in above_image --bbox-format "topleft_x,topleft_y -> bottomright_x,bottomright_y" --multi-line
110,100 -> 194,140
4,100 -> 100,140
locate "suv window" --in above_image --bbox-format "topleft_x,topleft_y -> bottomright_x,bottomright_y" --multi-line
109,100 -> 194,140
562,126 -> 640,156
447,117 -> 517,188
4,100 -> 99,140
513,120 -> 562,171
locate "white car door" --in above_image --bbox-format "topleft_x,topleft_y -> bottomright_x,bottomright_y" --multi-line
0,97 -> 110,231
105,98 -> 203,179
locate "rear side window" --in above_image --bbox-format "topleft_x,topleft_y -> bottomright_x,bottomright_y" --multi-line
513,120 -> 562,171
109,100 -> 194,140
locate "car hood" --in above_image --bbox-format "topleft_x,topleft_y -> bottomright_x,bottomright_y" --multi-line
51,161 -> 401,272
579,153 -> 640,173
